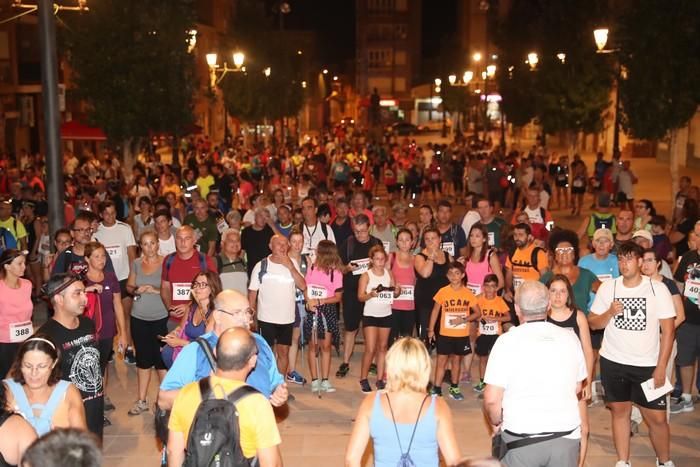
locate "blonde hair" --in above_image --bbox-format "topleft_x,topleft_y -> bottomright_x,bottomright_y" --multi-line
385,337 -> 431,393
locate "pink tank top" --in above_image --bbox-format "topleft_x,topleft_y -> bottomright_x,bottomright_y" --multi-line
465,250 -> 493,296
391,253 -> 416,311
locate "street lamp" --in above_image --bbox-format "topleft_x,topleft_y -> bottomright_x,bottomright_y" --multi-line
593,27 -> 622,156
527,52 -> 539,70
206,51 -> 246,87
472,51 -> 482,62
594,28 -> 609,52
263,67 -> 271,77
464,71 -> 474,84
557,52 -> 566,64
13,0 -> 88,10
486,64 -> 496,78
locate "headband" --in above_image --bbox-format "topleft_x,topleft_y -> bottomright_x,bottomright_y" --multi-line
25,337 -> 56,351
0,249 -> 29,266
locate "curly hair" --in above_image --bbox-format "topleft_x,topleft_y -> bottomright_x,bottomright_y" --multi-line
548,229 -> 580,264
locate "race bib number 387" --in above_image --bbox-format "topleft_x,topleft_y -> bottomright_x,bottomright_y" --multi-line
172,282 -> 191,301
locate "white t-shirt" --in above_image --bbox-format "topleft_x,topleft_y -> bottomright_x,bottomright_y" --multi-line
523,206 -> 544,225
301,221 -> 336,259
248,257 -> 300,325
93,222 -> 136,281
590,276 -> 675,367
484,322 -> 586,435
158,235 -> 176,257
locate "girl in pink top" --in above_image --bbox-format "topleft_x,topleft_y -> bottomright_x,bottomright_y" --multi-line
0,249 -> 33,378
303,240 -> 344,393
390,228 -> 417,341
462,223 -> 504,383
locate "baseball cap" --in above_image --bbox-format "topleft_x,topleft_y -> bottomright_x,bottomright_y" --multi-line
632,229 -> 653,243
593,228 -> 613,242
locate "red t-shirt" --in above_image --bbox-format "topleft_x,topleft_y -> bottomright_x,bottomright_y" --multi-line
161,252 -> 218,307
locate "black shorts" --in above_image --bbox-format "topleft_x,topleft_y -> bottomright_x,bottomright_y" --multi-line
97,338 -> 113,376
258,321 -> 293,347
476,334 -> 499,356
436,335 -> 471,356
590,329 -> 604,350
571,186 -> 586,195
675,322 -> 700,367
130,316 -> 168,370
342,297 -> 364,333
363,314 -> 393,328
600,356 -> 665,410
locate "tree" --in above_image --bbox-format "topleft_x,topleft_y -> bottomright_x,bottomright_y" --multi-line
62,0 -> 196,158
616,0 -> 700,196
492,0 -> 612,147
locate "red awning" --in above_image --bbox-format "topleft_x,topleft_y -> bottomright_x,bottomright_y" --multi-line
60,120 -> 107,141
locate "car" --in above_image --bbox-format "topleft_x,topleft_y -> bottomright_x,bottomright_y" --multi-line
388,121 -> 421,136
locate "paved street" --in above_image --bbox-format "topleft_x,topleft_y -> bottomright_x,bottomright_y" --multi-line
101,153 -> 700,467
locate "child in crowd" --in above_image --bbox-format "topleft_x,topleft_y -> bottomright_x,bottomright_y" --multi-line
428,261 -> 481,400
473,274 -> 510,392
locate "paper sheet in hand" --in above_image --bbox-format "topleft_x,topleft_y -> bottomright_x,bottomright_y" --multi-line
641,377 -> 673,402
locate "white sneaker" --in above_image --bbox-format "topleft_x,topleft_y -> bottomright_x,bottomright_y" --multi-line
615,461 -> 631,467
656,460 -> 675,467
311,379 -> 321,393
320,379 -> 336,393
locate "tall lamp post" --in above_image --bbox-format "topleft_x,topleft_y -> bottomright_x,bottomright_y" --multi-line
206,51 -> 245,144
594,27 -> 622,157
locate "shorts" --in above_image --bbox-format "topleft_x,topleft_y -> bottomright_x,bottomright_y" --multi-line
97,337 -> 113,376
600,356 -> 665,410
294,301 -> 305,328
571,186 -> 586,195
342,296 -> 364,333
258,321 -> 293,347
590,329 -> 604,350
363,314 -> 393,328
475,334 -> 499,356
436,334 -> 471,356
615,192 -> 632,203
130,316 -> 168,370
675,322 -> 700,367
303,304 -> 340,345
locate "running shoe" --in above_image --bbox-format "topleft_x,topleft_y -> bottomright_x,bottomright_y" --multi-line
311,379 -> 321,393
460,371 -> 472,384
448,386 -> 465,401
614,462 -> 631,467
320,379 -> 336,393
670,397 -> 694,414
124,347 -> 137,366
369,363 -> 377,376
286,370 -> 307,385
336,362 -> 350,378
104,397 -> 115,412
656,460 -> 676,467
128,399 -> 149,416
360,379 -> 372,394
430,385 -> 442,396
473,381 -> 486,393
376,380 -> 386,391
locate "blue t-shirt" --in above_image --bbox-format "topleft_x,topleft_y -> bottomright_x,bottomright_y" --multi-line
578,254 -> 620,282
160,331 -> 284,398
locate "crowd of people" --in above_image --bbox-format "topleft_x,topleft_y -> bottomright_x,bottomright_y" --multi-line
0,131 -> 697,467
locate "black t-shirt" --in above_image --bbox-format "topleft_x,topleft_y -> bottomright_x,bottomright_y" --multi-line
673,249 -> 700,325
339,235 -> 382,298
241,225 -> 274,277
331,217 -> 353,247
674,218 -> 695,258
37,316 -> 104,438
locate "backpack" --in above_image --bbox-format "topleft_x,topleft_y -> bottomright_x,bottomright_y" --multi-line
587,213 -> 616,237
508,246 -> 544,273
84,290 -> 103,333
0,218 -> 18,253
183,377 -> 260,467
164,251 -> 208,280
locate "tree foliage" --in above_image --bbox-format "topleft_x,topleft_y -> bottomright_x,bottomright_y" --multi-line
491,0 -> 612,134
62,0 -> 196,142
616,0 -> 700,140
219,0 -> 303,123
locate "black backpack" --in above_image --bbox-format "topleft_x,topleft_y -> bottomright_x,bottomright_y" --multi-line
183,377 -> 260,467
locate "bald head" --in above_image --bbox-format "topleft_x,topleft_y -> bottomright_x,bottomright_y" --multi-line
217,327 -> 257,371
269,234 -> 289,256
213,290 -> 251,330
515,280 -> 549,320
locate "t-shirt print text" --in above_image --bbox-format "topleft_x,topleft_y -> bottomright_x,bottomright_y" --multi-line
614,297 -> 647,331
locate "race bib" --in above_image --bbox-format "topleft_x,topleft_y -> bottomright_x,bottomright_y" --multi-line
105,245 -> 121,259
382,241 -> 391,253
397,285 -> 414,301
467,282 -> 481,296
479,320 -> 499,336
441,241 -> 455,257
573,179 -> 584,187
513,276 -> 524,291
487,232 -> 495,247
684,279 -> 700,304
597,274 -> 613,282
38,237 -> 51,256
308,284 -> 327,299
9,321 -> 33,343
216,218 -> 228,234
376,290 -> 394,304
351,258 -> 371,276
172,282 -> 191,301
444,312 -> 468,330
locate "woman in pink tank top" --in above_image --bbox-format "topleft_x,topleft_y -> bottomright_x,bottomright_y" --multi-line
390,229 -> 417,342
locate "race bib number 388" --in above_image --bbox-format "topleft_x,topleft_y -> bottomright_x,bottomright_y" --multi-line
9,321 -> 33,343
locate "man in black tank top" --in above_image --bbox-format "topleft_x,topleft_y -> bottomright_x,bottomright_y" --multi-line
336,214 -> 381,377
37,274 -> 105,438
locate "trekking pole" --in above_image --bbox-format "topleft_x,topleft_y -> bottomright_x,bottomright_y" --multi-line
299,301 -> 305,382
312,309 -> 322,399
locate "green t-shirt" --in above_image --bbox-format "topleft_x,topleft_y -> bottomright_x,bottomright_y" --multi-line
540,267 -> 598,314
184,214 -> 218,253
484,217 -> 507,249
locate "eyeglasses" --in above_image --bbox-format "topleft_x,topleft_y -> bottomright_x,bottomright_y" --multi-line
191,281 -> 210,289
72,227 -> 93,234
216,307 -> 253,317
555,247 -> 575,254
